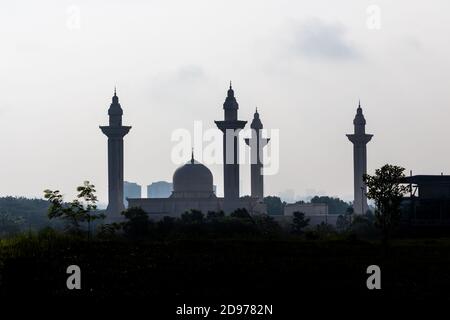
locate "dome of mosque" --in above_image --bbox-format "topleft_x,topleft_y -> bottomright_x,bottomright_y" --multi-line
172,157 -> 214,194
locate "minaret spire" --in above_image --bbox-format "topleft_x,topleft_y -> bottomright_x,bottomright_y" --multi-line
215,83 -> 247,212
100,91 -> 132,220
245,108 -> 270,199
346,100 -> 373,215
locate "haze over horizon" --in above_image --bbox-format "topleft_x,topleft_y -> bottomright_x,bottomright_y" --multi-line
1,0 -> 450,203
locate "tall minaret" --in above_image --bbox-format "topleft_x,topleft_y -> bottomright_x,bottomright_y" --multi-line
215,82 -> 247,212
245,108 -> 270,199
346,101 -> 373,215
100,89 -> 131,219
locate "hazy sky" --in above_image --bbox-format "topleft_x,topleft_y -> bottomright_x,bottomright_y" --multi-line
1,0 -> 450,204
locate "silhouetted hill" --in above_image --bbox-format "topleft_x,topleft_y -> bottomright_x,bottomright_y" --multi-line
0,197 -> 61,232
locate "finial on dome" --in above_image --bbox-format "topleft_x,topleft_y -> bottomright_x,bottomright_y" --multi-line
254,107 -> 260,119
356,99 -> 363,114
227,81 -> 235,97
191,148 -> 194,164
112,86 -> 119,103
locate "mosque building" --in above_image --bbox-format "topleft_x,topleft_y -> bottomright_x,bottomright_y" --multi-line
100,86 -> 377,223
101,85 -> 267,221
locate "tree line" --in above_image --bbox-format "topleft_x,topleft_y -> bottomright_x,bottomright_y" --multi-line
0,164 -> 410,244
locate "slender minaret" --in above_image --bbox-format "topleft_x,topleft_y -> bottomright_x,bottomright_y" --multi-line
215,82 -> 247,212
100,89 -> 131,219
245,108 -> 270,199
346,101 -> 373,214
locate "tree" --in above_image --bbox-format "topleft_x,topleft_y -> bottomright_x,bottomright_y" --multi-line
316,222 -> 335,236
291,211 -> 310,234
181,209 -> 204,224
263,196 -> 285,215
310,196 -> 351,215
350,212 -> 377,238
363,164 -> 409,242
76,181 -> 103,239
253,214 -> 281,236
97,222 -> 122,240
156,216 -> 176,237
346,206 -> 354,215
336,213 -> 352,233
230,208 -> 252,220
44,181 -> 104,237
122,207 -> 152,239
206,210 -> 225,220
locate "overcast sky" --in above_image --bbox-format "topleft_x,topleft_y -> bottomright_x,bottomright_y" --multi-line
1,0 -> 450,204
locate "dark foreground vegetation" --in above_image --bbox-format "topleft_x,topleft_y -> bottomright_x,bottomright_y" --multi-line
1,165 -> 449,301
1,232 -> 450,300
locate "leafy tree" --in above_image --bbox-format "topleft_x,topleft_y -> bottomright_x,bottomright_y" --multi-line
181,209 -> 204,224
206,210 -> 225,220
310,196 -> 351,215
76,181 -> 103,239
159,216 -> 176,228
349,212 -> 378,238
44,181 -> 104,237
97,223 -> 122,239
346,206 -> 354,215
291,211 -> 310,234
253,214 -> 281,236
230,208 -> 252,220
241,195 -> 264,215
336,212 -> 352,233
263,196 -> 285,215
37,226 -> 58,239
122,207 -> 152,239
156,216 -> 176,237
363,164 -> 409,242
316,222 -> 336,236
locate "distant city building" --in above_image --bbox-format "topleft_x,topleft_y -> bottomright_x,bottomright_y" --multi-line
147,181 -> 173,198
124,181 -> 141,207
